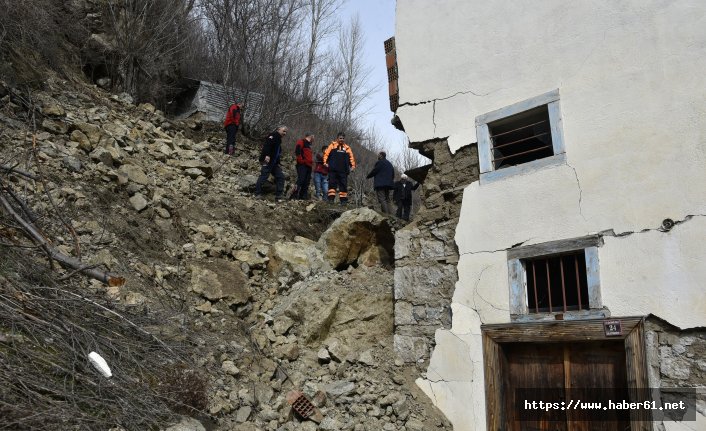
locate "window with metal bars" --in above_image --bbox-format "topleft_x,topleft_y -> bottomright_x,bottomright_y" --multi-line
507,236 -> 602,319
488,105 -> 554,169
476,89 -> 566,183
524,251 -> 590,314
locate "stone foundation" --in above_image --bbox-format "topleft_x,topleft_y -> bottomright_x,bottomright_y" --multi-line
393,140 -> 479,363
646,316 -> 706,426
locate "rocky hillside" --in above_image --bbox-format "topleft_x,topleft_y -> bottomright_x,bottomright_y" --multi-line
0,76 -> 452,430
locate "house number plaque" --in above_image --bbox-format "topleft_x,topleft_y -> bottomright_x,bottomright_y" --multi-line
603,319 -> 623,336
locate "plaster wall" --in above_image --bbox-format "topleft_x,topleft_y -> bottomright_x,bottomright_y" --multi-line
395,0 -> 706,429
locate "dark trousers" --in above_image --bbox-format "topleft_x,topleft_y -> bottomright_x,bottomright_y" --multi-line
327,171 -> 349,204
255,163 -> 284,197
295,165 -> 312,199
375,188 -> 392,214
225,124 -> 238,154
396,200 -> 412,221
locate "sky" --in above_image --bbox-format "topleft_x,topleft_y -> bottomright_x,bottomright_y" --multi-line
337,0 -> 409,159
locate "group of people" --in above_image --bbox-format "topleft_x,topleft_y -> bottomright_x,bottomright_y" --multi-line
223,103 -> 418,219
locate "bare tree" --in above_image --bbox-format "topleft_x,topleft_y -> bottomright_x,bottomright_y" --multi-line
336,14 -> 373,129
104,0 -> 197,100
392,136 -> 427,173
302,0 -> 343,102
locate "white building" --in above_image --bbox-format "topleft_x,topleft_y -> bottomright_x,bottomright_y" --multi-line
393,1 -> 706,430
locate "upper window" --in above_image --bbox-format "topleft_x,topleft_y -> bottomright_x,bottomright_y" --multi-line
507,236 -> 603,320
477,89 -> 565,183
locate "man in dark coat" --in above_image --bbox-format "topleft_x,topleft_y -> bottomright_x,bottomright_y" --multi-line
393,174 -> 420,221
294,132 -> 314,199
223,103 -> 241,155
366,151 -> 394,214
255,126 -> 287,201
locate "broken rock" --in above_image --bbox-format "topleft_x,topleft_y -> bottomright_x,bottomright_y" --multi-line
179,160 -> 213,177
268,237 -> 327,277
190,262 -> 250,305
317,208 -> 394,269
119,164 -> 152,185
129,193 -> 148,212
323,380 -> 355,398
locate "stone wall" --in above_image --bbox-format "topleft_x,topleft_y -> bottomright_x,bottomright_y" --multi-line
645,316 -> 706,426
393,140 -> 478,363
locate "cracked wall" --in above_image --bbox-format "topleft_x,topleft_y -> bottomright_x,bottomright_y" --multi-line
395,0 -> 706,429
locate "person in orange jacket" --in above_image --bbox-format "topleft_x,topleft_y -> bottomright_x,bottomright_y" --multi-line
323,132 -> 355,205
223,102 -> 241,155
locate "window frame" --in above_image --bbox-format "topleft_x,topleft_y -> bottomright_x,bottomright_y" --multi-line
507,236 -> 604,321
476,89 -> 566,183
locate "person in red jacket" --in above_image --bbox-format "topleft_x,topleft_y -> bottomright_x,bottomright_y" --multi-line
223,103 -> 241,155
294,132 -> 314,199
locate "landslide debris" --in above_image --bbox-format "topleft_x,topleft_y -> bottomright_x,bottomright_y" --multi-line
0,77 -> 452,430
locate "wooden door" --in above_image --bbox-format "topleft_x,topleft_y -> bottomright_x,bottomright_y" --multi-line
566,342 -> 629,431
504,341 -> 629,431
506,343 -> 567,431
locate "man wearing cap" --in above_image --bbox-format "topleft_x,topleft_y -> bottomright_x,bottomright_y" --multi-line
393,174 -> 420,221
323,132 -> 356,205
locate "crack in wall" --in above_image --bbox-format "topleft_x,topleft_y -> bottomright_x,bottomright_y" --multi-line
469,265 -> 492,318
600,214 -> 705,238
432,100 -> 437,136
475,289 -> 510,313
458,238 -> 535,257
566,161 -> 586,221
399,87 -> 501,108
428,382 -> 439,405
458,214 -> 705,257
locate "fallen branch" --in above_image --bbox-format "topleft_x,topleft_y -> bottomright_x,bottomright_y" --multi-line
0,164 -> 37,180
3,181 -> 40,223
29,132 -> 82,258
0,192 -> 125,286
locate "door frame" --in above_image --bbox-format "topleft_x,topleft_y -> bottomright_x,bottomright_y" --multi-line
481,316 -> 652,431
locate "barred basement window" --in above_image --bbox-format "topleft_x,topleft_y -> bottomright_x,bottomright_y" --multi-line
507,236 -> 603,319
524,250 -> 589,313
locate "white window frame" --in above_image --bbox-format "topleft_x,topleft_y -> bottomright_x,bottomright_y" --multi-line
476,89 -> 566,183
506,236 -> 605,322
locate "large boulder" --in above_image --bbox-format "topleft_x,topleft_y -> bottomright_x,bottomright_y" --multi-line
190,261 -> 250,306
317,208 -> 394,269
268,236 -> 328,277
75,122 -> 102,146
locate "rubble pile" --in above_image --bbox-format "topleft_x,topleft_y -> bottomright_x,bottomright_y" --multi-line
0,77 -> 452,430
